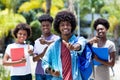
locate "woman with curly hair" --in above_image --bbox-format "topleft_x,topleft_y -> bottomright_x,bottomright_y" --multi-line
42,10 -> 86,80
2,23 -> 33,80
90,18 -> 116,80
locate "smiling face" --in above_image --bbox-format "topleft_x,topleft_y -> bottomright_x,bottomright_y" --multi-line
41,21 -> 51,35
59,21 -> 72,36
96,24 -> 107,38
16,30 -> 28,44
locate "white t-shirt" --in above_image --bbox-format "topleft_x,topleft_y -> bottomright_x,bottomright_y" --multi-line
5,43 -> 33,76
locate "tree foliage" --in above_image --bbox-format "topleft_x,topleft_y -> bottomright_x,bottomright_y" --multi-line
79,0 -> 104,19
100,0 -> 120,34
0,9 -> 26,38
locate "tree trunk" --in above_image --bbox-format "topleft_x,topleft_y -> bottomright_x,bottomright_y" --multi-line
46,0 -> 51,14
113,25 -> 119,60
68,0 -> 75,13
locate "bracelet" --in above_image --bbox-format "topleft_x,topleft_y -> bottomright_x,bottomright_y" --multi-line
30,53 -> 34,56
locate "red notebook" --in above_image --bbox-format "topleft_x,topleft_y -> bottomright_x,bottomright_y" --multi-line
11,48 -> 26,67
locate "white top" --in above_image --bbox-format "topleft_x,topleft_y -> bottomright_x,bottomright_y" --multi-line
33,38 -> 48,54
5,43 -> 33,76
93,40 -> 116,54
92,40 -> 116,80
33,35 -> 59,55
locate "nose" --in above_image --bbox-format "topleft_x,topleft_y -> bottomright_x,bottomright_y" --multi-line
63,24 -> 68,28
98,29 -> 102,33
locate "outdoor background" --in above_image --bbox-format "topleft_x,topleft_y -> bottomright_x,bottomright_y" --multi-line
0,0 -> 120,80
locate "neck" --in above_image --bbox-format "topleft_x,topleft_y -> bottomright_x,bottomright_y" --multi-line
61,34 -> 72,42
98,37 -> 107,47
15,41 -> 24,44
99,37 -> 107,42
43,32 -> 52,38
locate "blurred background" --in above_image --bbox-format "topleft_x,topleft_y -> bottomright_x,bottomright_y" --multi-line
0,0 -> 120,80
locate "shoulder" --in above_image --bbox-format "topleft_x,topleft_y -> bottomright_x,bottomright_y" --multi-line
77,36 -> 87,43
106,40 -> 116,52
7,43 -> 15,47
106,40 -> 115,46
51,34 -> 60,40
34,38 -> 40,43
49,38 -> 61,46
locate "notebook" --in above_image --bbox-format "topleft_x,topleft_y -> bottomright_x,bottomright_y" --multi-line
11,48 -> 26,67
92,47 -> 109,65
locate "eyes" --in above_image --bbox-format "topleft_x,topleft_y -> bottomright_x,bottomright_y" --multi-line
96,24 -> 107,32
96,28 -> 104,32
17,33 -> 27,36
59,21 -> 71,27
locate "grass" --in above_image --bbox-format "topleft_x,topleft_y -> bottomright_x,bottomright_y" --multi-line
0,65 -> 10,80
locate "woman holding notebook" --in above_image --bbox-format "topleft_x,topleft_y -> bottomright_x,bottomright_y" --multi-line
2,23 -> 33,80
90,18 -> 116,80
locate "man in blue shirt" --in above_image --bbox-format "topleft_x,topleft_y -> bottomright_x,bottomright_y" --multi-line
42,10 -> 86,80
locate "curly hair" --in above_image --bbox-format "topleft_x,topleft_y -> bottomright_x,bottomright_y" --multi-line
13,23 -> 32,38
54,10 -> 77,34
38,14 -> 53,23
93,18 -> 110,30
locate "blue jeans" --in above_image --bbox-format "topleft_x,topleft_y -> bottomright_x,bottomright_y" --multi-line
11,74 -> 32,80
35,74 -> 52,80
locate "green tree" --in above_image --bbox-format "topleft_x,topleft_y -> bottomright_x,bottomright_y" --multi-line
0,9 -> 26,38
79,0 -> 104,36
100,0 -> 120,58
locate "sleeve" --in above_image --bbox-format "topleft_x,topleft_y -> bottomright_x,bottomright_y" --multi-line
53,35 -> 60,41
5,44 -> 11,56
33,41 -> 38,54
109,41 -> 116,53
76,37 -> 87,54
42,44 -> 53,73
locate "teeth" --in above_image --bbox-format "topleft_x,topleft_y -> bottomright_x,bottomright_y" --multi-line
63,30 -> 68,32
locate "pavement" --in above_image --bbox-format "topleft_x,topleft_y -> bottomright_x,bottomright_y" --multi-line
0,54 -> 120,80
110,57 -> 120,80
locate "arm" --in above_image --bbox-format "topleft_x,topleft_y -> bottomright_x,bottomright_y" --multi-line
33,46 -> 48,62
88,36 -> 99,45
33,38 -> 55,62
40,38 -> 54,45
33,39 -> 54,62
94,51 -> 115,67
2,53 -> 26,66
62,40 -> 81,51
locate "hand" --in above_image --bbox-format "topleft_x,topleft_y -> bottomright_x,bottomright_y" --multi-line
19,57 -> 26,63
45,67 -> 60,77
27,43 -> 33,56
28,49 -> 33,55
89,36 -> 99,44
39,38 -> 47,45
62,40 -> 75,50
52,71 -> 60,77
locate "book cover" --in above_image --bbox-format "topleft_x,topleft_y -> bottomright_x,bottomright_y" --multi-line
11,48 -> 26,67
92,47 -> 109,65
